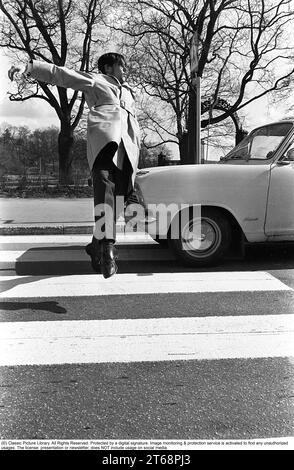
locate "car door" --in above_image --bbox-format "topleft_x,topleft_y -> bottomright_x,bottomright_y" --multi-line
265,145 -> 294,240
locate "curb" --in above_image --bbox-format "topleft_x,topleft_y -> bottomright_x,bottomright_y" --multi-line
0,221 -> 143,236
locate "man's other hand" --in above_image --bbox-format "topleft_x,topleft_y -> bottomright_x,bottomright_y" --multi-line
8,66 -> 22,81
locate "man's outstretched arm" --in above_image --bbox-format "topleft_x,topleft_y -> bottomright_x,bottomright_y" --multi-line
8,60 -> 95,92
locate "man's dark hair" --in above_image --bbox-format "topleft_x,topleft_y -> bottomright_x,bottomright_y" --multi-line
97,52 -> 126,74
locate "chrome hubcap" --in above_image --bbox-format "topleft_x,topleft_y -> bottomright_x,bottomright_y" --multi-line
181,218 -> 221,254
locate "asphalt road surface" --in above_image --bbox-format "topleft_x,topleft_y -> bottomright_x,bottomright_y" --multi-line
0,198 -> 94,224
0,234 -> 293,442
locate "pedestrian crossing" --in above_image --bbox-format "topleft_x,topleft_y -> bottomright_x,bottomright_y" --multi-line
0,234 -> 294,369
1,234 -> 294,441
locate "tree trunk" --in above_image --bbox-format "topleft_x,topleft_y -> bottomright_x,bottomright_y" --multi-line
58,123 -> 74,185
178,131 -> 188,164
235,126 -> 248,145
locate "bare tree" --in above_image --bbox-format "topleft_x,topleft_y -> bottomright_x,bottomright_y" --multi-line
0,0 -> 109,183
111,0 -> 294,162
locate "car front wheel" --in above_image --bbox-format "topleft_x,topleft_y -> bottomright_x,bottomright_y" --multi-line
168,208 -> 231,266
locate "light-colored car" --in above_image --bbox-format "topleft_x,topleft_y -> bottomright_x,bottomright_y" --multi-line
135,120 -> 294,266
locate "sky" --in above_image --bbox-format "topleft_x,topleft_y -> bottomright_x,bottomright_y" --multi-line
0,54 -> 58,130
1,51 -> 294,159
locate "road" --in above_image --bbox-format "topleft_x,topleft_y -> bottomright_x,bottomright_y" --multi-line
0,234 -> 293,442
0,198 -> 94,224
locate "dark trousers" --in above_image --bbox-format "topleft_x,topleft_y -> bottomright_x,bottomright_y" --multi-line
91,144 -> 133,243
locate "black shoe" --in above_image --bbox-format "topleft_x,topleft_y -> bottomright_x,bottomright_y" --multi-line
100,241 -> 118,279
85,242 -> 101,273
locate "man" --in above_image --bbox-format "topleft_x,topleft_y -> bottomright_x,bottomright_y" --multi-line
8,53 -> 141,278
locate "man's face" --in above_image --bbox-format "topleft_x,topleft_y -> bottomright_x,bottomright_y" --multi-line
105,61 -> 126,83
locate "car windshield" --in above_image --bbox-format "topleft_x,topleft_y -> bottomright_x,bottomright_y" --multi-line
223,122 -> 293,161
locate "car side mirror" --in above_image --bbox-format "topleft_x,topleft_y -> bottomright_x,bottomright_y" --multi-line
285,148 -> 294,161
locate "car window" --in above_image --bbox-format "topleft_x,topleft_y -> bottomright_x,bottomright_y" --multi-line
224,123 -> 293,161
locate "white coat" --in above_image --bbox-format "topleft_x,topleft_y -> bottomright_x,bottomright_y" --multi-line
27,60 -> 141,186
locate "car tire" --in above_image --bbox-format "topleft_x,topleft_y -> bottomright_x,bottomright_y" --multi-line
168,207 -> 231,266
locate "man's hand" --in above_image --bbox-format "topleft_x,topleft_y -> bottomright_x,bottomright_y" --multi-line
8,66 -> 22,81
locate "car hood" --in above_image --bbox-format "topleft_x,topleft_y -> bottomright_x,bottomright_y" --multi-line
135,163 -> 271,206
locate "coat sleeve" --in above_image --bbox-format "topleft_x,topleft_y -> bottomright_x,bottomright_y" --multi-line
28,60 -> 95,92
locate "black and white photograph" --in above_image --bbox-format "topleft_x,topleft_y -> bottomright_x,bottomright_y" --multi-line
0,0 -> 293,455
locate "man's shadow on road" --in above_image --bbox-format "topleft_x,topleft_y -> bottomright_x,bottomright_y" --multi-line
0,300 -> 67,314
0,273 -> 67,315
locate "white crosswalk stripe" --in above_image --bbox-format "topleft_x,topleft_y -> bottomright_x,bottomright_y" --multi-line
0,314 -> 293,366
0,233 -> 170,269
0,271 -> 291,298
0,234 -> 153,244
